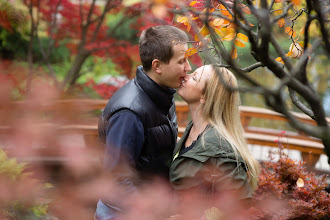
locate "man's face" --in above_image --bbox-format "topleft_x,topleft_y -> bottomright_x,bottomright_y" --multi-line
158,43 -> 192,89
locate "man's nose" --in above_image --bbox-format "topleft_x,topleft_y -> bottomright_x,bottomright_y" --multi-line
184,61 -> 192,72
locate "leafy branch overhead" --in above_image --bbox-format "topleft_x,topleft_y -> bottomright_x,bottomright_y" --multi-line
127,0 -> 330,161
171,0 -> 330,160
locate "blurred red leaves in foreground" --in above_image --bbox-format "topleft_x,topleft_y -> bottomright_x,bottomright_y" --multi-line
0,70 -> 329,219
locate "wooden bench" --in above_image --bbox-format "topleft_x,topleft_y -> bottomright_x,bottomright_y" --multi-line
0,99 -> 328,168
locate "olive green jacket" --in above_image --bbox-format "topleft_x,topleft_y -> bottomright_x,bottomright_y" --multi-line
169,122 -> 252,199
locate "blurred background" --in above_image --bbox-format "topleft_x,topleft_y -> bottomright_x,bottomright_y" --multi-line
0,0 -> 329,219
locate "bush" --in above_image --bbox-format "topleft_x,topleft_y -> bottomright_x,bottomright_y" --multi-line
0,149 -> 52,220
252,146 -> 330,219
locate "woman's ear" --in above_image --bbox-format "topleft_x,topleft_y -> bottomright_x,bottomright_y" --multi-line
151,59 -> 162,75
200,95 -> 206,104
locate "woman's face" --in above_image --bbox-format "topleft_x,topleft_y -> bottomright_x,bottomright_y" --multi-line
178,65 -> 213,104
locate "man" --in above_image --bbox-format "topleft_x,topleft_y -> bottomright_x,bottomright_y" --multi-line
95,25 -> 191,220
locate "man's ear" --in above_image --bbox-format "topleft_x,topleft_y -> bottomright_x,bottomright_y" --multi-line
151,59 -> 162,75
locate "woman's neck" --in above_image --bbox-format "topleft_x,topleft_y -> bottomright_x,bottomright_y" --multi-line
188,103 -> 208,133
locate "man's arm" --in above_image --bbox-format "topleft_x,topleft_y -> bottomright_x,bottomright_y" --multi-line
104,109 -> 144,172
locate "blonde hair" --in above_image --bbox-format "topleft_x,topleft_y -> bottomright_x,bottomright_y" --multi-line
201,66 -> 260,191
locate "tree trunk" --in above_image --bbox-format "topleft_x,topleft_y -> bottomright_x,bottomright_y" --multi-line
62,48 -> 91,90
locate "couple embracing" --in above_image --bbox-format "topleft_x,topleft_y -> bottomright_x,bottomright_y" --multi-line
95,25 -> 260,220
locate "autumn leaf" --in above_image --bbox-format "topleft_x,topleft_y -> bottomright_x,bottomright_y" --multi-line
200,25 -> 210,36
231,47 -> 237,59
227,22 -> 238,30
242,20 -> 255,27
177,16 -> 188,23
274,10 -> 283,16
291,0 -> 301,5
226,27 -> 236,35
237,33 -> 248,42
194,25 -> 210,41
285,27 -> 296,37
177,16 -> 198,32
189,1 -> 197,7
189,1 -> 204,8
297,178 -> 304,187
213,18 -> 224,27
275,0 -> 282,2
122,0 -> 141,7
222,33 -> 236,41
185,47 -> 198,58
277,18 -> 285,28
218,4 -> 230,16
298,41 -> 312,49
234,38 -> 245,47
289,42 -> 303,58
214,27 -> 225,37
275,56 -> 284,64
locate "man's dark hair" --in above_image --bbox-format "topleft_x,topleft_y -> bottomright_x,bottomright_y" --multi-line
139,25 -> 189,72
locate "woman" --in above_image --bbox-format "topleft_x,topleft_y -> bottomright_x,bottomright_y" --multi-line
170,65 -> 260,201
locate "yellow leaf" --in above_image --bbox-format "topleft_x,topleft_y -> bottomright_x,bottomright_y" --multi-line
200,25 -> 210,37
298,41 -> 304,48
177,16 -> 188,23
275,57 -> 284,64
296,178 -> 304,187
223,19 -> 231,26
222,33 -> 236,41
194,26 -> 209,41
189,1 -> 197,7
237,33 -> 248,42
234,38 -> 245,47
185,47 -> 198,58
122,0 -> 141,6
227,23 -> 238,30
218,4 -> 230,16
187,23 -> 191,32
231,47 -> 237,59
194,34 -> 200,41
285,27 -> 296,37
202,8 -> 215,14
291,0 -> 301,5
213,18 -> 224,27
274,10 -> 283,16
227,27 -> 236,33
277,18 -> 285,28
214,27 -> 225,37
275,57 -> 282,61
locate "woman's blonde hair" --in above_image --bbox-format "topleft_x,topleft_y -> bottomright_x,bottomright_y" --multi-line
201,65 -> 260,191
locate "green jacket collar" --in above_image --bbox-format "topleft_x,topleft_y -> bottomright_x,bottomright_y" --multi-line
173,122 -> 236,162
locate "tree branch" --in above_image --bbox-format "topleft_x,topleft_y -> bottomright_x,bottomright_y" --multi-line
288,88 -> 315,119
313,0 -> 330,53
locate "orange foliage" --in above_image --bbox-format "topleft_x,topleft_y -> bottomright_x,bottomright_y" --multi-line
277,18 -> 285,28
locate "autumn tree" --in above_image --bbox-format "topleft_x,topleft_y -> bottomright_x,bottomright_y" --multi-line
20,0 -> 147,90
133,0 -> 330,161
